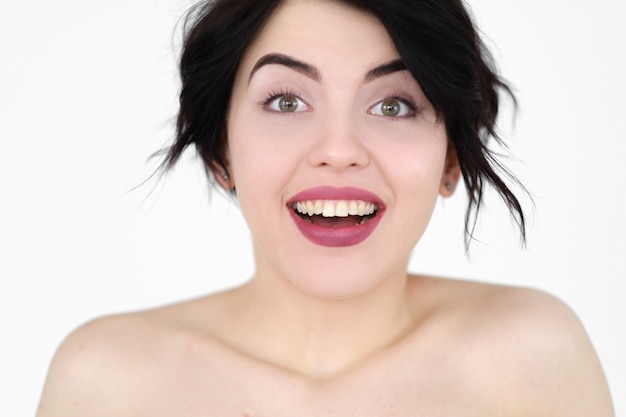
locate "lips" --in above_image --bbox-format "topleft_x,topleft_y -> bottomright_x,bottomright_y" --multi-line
287,186 -> 385,247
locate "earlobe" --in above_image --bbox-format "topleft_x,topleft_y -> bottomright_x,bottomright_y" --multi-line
439,145 -> 461,197
213,165 -> 234,190
213,132 -> 234,190
215,170 -> 233,190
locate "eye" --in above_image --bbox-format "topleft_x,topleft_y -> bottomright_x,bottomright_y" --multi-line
265,93 -> 310,113
369,97 -> 416,118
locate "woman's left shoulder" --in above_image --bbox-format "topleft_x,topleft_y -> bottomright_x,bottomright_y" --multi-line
465,280 -> 586,333
417,276 -> 586,332
414,275 -> 586,334
433,277 -> 615,416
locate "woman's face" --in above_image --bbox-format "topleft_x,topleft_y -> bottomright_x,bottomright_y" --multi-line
226,0 -> 458,298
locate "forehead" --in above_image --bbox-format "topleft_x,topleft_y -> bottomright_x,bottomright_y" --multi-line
237,0 -> 400,75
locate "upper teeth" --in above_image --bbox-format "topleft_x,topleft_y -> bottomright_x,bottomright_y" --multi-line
294,200 -> 377,217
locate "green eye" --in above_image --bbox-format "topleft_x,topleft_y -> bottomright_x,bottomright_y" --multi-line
381,99 -> 401,117
265,93 -> 309,113
369,97 -> 416,118
279,95 -> 299,112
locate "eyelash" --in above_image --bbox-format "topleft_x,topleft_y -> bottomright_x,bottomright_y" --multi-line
369,94 -> 419,119
261,89 -> 309,112
260,89 -> 419,118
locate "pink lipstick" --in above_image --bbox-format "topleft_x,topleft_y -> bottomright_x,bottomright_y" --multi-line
287,186 -> 385,247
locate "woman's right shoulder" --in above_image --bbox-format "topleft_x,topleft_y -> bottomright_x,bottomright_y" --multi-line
36,296 -> 230,416
36,311 -> 161,416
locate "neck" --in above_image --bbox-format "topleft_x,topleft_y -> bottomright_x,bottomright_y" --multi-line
232,254 -> 415,380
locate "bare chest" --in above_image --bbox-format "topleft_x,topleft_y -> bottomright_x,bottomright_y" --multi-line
131,354 -> 499,417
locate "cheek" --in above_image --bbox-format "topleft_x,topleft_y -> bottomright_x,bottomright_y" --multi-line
226,120 -> 300,228
227,110 -> 275,180
375,130 -> 448,188
374,132 -> 448,220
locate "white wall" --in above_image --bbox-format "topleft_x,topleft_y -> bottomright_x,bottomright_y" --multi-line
0,0 -> 623,414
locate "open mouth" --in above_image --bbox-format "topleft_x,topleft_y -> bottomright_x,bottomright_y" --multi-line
291,200 -> 379,228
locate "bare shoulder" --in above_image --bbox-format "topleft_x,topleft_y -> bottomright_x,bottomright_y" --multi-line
37,311 -> 158,416
36,294 -> 231,417
492,286 -> 614,415
412,276 -> 615,416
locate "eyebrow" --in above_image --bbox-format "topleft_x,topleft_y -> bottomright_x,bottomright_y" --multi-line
248,53 -> 407,83
249,53 -> 321,83
365,59 -> 406,81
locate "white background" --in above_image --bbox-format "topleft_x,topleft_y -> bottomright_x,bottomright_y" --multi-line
1,0 -> 624,415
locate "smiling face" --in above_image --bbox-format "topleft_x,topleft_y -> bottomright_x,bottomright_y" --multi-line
225,0 -> 459,298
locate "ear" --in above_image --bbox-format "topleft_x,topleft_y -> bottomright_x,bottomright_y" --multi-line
439,144 -> 461,197
212,131 -> 234,190
213,164 -> 234,190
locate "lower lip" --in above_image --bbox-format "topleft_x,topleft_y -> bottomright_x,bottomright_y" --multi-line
288,209 -> 384,247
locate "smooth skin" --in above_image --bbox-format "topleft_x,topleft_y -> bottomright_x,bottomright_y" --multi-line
37,1 -> 614,416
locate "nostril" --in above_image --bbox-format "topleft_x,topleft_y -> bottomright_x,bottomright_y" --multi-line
306,138 -> 371,170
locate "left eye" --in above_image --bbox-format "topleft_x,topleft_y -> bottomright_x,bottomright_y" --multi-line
266,94 -> 310,113
369,98 -> 415,118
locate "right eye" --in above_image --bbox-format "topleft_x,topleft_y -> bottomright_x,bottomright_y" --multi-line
265,94 -> 310,113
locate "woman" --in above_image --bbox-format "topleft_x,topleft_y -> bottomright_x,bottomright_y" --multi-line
37,0 -> 614,415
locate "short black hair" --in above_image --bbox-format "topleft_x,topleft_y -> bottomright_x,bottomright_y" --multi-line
161,0 -> 527,249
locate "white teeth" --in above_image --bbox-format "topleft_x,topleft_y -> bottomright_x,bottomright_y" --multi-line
294,200 -> 377,217
335,201 -> 349,217
357,201 -> 367,216
322,201 -> 335,217
348,200 -> 359,215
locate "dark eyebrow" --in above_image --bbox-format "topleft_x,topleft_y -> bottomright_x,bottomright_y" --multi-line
249,53 -> 321,83
365,59 -> 407,81
248,54 -> 406,84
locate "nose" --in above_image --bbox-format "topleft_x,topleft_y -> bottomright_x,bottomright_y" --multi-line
306,111 -> 371,171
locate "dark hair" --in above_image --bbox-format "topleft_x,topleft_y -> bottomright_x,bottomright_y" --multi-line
161,0 -> 527,249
